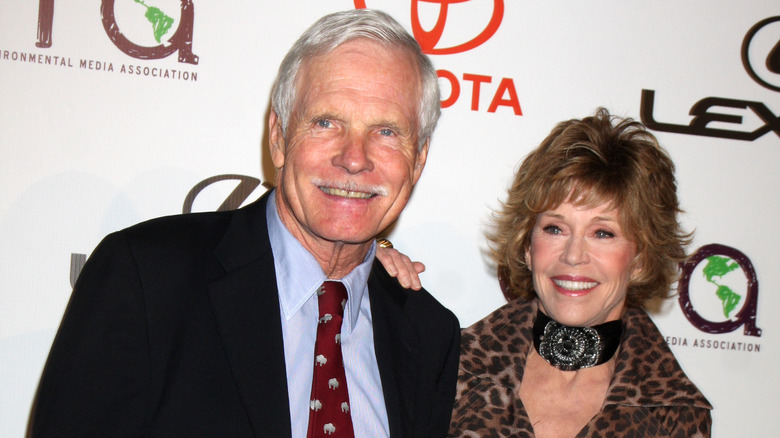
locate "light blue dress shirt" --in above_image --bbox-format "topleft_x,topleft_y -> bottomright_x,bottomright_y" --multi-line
266,190 -> 390,438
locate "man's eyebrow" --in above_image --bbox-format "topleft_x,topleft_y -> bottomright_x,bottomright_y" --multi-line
306,111 -> 341,122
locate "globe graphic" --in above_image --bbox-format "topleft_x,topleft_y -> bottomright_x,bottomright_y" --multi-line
688,255 -> 748,323
114,0 -> 179,47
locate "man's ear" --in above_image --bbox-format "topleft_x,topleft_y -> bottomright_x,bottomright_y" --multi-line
412,139 -> 430,184
268,110 -> 285,169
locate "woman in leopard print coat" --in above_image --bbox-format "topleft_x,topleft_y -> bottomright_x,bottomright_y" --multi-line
449,109 -> 712,437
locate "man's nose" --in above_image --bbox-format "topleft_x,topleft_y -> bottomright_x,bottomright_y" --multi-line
333,133 -> 374,174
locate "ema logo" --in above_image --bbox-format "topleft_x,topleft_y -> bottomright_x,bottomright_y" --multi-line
355,0 -> 504,54
101,0 -> 198,64
640,16 -> 779,141
678,244 -> 761,337
35,0 -> 198,64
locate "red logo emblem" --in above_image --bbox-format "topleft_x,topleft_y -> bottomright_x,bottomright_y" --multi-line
354,0 -> 504,54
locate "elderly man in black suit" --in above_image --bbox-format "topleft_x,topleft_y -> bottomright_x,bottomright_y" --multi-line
30,9 -> 459,438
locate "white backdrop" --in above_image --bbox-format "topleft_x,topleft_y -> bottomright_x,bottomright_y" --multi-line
2,1 -> 778,436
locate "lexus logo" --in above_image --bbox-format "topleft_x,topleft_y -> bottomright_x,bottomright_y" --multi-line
355,0 -> 504,54
640,15 -> 780,141
741,16 -> 780,92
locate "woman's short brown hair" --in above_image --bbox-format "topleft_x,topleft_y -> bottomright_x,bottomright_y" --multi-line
489,108 -> 691,308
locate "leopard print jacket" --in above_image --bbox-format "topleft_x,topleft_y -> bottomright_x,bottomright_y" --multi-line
449,299 -> 712,437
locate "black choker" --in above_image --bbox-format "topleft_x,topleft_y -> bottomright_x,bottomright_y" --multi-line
532,309 -> 622,371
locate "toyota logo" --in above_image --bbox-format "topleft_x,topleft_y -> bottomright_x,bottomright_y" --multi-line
355,0 -> 504,54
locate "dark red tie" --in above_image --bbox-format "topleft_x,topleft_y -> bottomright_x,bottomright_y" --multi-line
307,281 -> 355,437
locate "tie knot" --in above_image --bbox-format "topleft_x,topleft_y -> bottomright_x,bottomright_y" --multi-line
318,281 -> 348,318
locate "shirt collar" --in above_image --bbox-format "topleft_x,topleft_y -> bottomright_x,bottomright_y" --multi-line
266,189 -> 376,332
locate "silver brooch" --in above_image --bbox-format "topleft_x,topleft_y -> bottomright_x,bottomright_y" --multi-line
538,320 -> 601,371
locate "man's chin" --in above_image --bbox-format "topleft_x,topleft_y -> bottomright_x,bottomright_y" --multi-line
314,225 -> 385,246
320,233 -> 377,246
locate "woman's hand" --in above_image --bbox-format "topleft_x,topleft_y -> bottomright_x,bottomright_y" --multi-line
376,244 -> 425,290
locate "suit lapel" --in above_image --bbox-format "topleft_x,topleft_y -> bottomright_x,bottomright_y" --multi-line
368,261 -> 420,438
206,194 -> 421,437
207,194 -> 292,438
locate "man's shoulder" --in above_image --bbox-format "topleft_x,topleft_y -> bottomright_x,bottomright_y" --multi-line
368,259 -> 459,326
101,209 -> 235,257
112,195 -> 269,252
76,196 -> 273,301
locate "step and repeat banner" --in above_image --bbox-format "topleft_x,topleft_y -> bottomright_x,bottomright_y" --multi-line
1,1 -> 778,436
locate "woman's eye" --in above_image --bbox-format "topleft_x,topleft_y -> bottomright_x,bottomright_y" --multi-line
542,225 -> 562,235
594,229 -> 615,239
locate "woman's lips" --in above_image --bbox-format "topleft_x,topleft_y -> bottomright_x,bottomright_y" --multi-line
551,276 -> 599,296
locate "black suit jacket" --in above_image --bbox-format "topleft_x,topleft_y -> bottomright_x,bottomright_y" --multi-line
30,193 -> 460,437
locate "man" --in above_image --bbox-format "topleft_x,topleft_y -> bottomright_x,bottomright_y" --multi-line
30,9 -> 460,438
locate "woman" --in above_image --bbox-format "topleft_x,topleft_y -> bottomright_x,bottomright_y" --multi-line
380,108 -> 712,437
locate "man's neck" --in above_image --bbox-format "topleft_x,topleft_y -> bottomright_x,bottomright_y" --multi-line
274,195 -> 373,279
302,236 -> 373,279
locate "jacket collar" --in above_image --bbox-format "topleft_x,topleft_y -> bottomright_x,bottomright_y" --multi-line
607,308 -> 713,409
208,193 -> 293,437
368,260 -> 419,437
206,193 -> 425,436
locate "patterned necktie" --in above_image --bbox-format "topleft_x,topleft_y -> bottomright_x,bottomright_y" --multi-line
307,281 -> 355,437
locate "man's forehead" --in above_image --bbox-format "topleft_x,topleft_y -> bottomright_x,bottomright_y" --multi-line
297,40 -> 420,89
292,43 -> 422,125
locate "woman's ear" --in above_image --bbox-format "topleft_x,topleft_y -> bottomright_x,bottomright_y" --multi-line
524,244 -> 532,271
630,253 -> 643,283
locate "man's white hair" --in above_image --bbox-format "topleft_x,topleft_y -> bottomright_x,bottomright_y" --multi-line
270,9 -> 440,150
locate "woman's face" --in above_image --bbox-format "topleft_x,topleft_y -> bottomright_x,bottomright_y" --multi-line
525,201 -> 637,327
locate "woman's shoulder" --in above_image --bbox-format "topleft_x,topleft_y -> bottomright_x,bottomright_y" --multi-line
611,307 -> 713,410
450,299 -> 537,438
461,298 -> 536,340
458,298 -> 536,385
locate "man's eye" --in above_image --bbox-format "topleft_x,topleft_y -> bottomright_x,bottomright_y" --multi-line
594,229 -> 615,239
316,120 -> 332,128
379,128 -> 394,136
